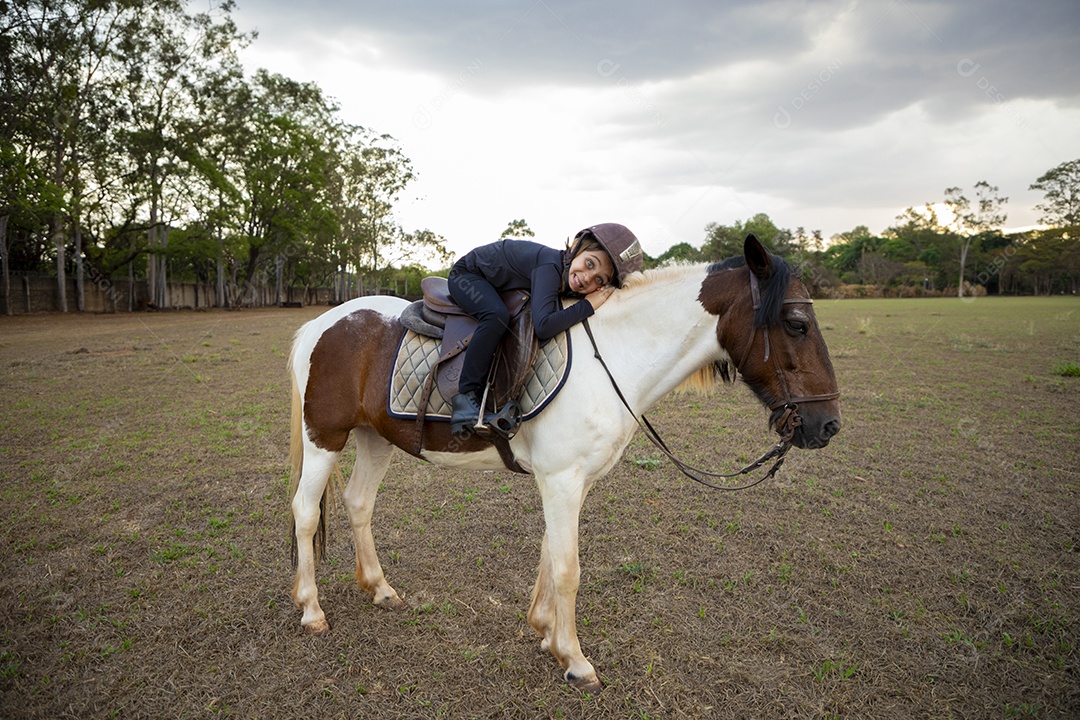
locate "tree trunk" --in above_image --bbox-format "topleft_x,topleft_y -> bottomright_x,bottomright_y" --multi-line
0,215 -> 10,316
75,224 -> 85,312
275,254 -> 283,306
957,238 -> 970,298
216,256 -> 225,308
53,214 -> 68,312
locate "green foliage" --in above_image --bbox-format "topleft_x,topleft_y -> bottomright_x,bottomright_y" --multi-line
499,219 -> 535,240
1030,158 -> 1080,227
652,242 -> 702,266
701,212 -> 797,261
1053,361 -> 1080,377
1,0 -> 431,310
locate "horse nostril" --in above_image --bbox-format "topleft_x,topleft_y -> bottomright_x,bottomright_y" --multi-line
822,419 -> 841,439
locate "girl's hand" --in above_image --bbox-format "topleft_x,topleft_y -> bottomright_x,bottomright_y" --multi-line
586,286 -> 615,310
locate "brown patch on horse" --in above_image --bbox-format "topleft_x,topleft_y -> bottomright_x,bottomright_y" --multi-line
304,310 -> 396,451
304,309 -> 495,456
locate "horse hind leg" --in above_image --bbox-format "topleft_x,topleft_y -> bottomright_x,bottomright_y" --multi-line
291,441 -> 340,635
343,427 -> 404,610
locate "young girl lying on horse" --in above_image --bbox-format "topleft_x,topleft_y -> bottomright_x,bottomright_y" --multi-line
447,223 -> 644,434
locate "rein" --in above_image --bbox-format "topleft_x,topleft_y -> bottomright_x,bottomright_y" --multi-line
581,271 -> 839,492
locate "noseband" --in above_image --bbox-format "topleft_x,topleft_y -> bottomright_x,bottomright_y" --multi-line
582,269 -> 839,491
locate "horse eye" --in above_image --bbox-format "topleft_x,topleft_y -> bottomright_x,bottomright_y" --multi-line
786,320 -> 808,335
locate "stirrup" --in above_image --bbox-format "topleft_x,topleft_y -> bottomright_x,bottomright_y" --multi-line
478,401 -> 522,441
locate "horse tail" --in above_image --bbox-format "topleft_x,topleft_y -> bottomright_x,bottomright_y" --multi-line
287,330 -> 330,567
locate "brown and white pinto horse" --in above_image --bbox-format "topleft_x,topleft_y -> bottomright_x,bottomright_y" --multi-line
287,235 -> 840,692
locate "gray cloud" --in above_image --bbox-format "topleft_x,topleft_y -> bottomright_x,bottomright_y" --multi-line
234,0 -> 1080,245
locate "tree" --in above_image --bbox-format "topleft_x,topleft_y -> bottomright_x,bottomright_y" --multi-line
112,0 -> 250,309
654,242 -> 702,266
1030,158 -> 1080,227
0,1 -> 486,312
883,204 -> 953,290
0,142 -> 56,314
225,71 -> 338,306
336,130 -> 415,281
6,0 -> 194,311
701,213 -> 792,261
944,181 -> 1007,297
856,253 -> 901,287
499,219 -> 534,240
822,225 -> 877,275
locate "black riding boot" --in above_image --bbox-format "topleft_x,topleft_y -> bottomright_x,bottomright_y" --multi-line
450,390 -> 483,435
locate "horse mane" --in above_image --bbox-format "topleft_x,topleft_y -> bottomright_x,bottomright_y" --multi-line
674,360 -> 735,395
613,256 -> 787,394
612,263 -> 733,396
618,261 -> 709,292
706,254 -> 792,328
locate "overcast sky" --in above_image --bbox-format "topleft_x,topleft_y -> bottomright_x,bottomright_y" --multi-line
231,0 -> 1080,259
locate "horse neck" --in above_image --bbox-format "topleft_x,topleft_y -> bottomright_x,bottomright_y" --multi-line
586,266 -> 725,410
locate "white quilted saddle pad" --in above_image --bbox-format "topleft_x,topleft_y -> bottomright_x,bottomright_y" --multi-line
388,329 -> 571,421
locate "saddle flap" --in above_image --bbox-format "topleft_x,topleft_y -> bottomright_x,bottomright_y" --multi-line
435,309 -> 540,408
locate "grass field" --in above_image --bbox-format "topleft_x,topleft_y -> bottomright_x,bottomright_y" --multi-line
0,294 -> 1077,719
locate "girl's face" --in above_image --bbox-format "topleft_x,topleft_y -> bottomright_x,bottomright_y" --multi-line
567,249 -> 615,294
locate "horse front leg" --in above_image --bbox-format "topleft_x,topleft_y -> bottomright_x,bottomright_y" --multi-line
528,476 -> 600,693
291,444 -> 339,634
528,532 -> 555,650
343,428 -> 404,610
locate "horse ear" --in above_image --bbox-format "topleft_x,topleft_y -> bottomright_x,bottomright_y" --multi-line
744,234 -> 773,280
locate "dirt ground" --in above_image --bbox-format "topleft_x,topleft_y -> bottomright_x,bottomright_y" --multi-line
0,296 -> 1077,719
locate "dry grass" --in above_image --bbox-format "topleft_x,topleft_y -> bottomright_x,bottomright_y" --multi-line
1,296 -> 1078,719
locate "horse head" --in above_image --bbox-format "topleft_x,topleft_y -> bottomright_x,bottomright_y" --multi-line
700,235 -> 841,449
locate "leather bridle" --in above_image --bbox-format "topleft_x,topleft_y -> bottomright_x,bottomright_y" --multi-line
741,272 -> 841,437
582,270 -> 839,491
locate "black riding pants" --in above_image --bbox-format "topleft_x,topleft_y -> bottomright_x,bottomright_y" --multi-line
447,267 -> 511,396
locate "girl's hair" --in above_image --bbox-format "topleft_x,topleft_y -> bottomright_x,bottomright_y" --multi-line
571,233 -> 605,257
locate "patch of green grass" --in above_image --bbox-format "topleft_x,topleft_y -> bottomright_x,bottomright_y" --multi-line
1052,360 -> 1080,377
151,542 -> 200,563
812,659 -> 859,683
632,454 -> 663,471
0,650 -> 22,678
618,561 -> 653,578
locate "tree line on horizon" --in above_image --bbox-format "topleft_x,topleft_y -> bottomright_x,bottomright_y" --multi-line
3,1 -> 1078,315
650,163 -> 1080,299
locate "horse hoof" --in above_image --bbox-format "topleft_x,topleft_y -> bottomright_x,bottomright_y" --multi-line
566,671 -> 602,694
375,594 -> 406,611
303,619 -> 330,635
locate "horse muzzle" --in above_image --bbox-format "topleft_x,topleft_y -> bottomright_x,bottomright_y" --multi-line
771,404 -> 841,449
